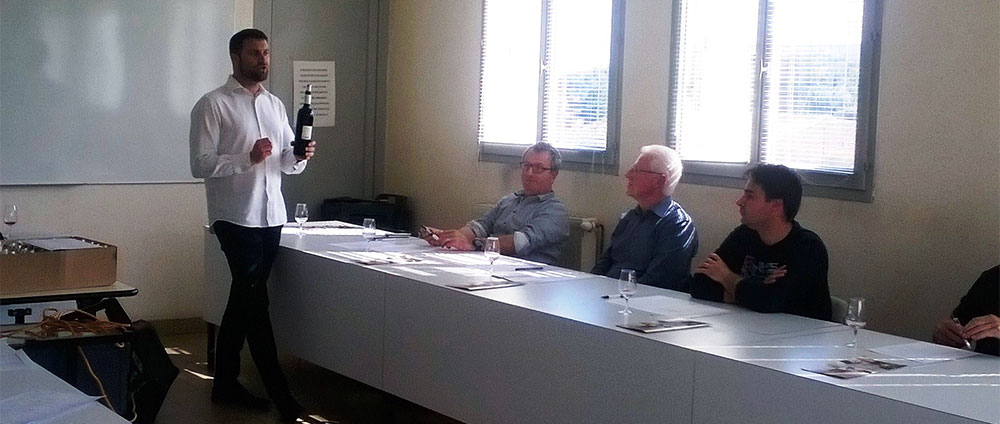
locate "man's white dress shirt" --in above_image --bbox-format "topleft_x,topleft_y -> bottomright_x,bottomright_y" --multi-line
190,76 -> 306,227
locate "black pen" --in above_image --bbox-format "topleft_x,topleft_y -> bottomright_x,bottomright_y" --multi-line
515,266 -> 543,271
601,294 -> 623,299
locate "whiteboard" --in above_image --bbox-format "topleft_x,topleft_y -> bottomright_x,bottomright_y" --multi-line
0,0 -> 234,185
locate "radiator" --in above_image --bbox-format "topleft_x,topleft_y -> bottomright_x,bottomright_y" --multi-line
473,204 -> 603,271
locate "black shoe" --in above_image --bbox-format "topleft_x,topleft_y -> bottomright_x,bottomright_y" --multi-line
211,383 -> 270,411
277,398 -> 306,422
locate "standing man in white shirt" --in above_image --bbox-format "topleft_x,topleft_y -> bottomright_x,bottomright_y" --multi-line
189,28 -> 314,422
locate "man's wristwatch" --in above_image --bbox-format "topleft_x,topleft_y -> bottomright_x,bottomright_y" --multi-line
473,237 -> 485,251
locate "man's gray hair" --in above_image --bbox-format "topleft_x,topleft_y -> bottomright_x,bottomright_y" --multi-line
523,142 -> 562,171
640,145 -> 683,196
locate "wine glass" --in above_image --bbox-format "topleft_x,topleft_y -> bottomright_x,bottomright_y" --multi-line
362,218 -> 377,251
483,237 -> 500,277
3,204 -> 16,239
294,203 -> 308,235
845,297 -> 866,351
618,269 -> 637,314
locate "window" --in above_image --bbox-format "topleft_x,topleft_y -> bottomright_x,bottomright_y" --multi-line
669,0 -> 882,201
477,0 -> 624,173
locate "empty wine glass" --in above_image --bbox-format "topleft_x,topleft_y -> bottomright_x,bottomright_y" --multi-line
483,237 -> 500,277
618,269 -> 637,314
845,297 -> 866,351
362,218 -> 377,250
294,203 -> 308,235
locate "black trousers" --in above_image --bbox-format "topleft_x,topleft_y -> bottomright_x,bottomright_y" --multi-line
212,221 -> 291,403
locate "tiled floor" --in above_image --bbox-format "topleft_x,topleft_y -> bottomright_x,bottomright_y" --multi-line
155,330 -> 461,424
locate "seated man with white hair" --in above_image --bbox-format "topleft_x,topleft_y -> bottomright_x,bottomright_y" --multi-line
591,145 -> 699,292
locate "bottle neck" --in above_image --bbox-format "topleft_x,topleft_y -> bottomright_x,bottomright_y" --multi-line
304,93 -> 312,105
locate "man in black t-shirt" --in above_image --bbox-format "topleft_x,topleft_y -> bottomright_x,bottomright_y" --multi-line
932,266 -> 999,356
690,164 -> 832,321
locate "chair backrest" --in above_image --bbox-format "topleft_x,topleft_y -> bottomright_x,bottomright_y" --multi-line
830,296 -> 848,324
320,195 -> 411,233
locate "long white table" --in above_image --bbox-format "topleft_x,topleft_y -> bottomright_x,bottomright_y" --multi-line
203,222 -> 1000,424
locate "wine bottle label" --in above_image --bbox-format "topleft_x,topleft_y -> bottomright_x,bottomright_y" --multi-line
301,126 -> 313,140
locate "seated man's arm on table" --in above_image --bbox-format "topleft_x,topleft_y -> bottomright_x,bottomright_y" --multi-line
933,315 -> 968,348
638,215 -> 699,292
690,228 -> 743,302
950,266 -> 1000,344
422,198 -> 505,249
431,226 -> 477,250
508,200 -> 570,259
734,237 -> 829,319
456,199 -> 503,251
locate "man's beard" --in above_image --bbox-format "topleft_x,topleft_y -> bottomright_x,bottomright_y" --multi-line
241,62 -> 268,82
247,68 -> 268,82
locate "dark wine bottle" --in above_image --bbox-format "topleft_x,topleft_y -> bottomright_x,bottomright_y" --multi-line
293,84 -> 314,156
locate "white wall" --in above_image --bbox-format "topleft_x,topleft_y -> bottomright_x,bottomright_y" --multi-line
0,184 -> 207,319
383,0 -> 1000,340
0,0 -> 254,321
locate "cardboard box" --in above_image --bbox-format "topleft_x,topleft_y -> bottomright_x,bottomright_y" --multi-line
0,237 -> 117,296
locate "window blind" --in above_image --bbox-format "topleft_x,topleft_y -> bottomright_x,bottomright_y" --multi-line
760,0 -> 864,174
478,0 -> 615,154
477,0 -> 542,146
540,0 -> 613,152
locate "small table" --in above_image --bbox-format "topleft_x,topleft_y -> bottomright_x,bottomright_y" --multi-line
1,281 -> 137,324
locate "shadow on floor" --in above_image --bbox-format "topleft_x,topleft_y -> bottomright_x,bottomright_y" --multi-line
155,331 -> 462,424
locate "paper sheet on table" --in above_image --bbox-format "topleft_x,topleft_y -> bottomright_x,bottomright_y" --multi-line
0,389 -> 100,424
389,266 -> 437,277
869,342 -> 977,365
433,267 -> 488,277
0,350 -> 101,423
24,238 -> 101,250
302,221 -> 355,228
282,227 -> 366,236
325,251 -> 433,265
329,240 -> 429,252
491,269 -> 585,283
0,339 -> 24,370
803,356 -> 907,380
419,252 -> 536,267
609,295 -> 732,318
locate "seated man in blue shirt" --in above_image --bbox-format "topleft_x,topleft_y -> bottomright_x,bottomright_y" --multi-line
421,142 -> 570,264
689,164 -> 832,321
591,145 -> 699,291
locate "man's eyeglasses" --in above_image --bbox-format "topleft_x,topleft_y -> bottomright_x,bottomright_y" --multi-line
520,162 -> 554,174
626,167 -> 664,176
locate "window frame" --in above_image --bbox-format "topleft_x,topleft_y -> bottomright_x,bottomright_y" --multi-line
667,0 -> 883,202
477,0 -> 626,175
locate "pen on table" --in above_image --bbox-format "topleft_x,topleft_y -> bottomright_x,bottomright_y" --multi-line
601,294 -> 623,299
515,266 -> 543,271
952,317 -> 972,349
